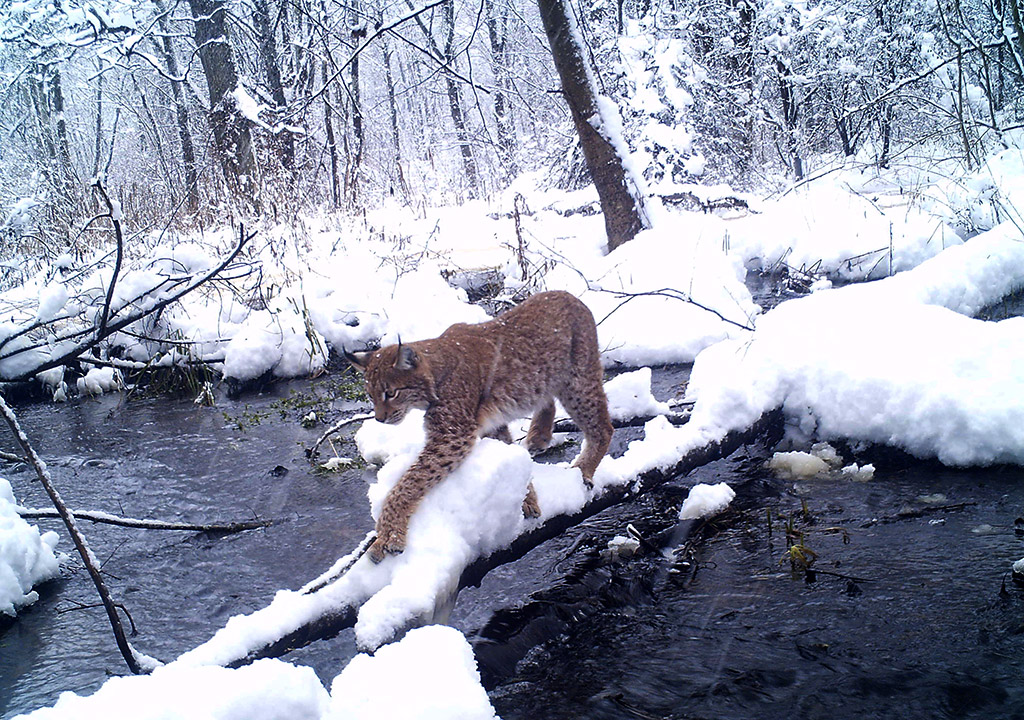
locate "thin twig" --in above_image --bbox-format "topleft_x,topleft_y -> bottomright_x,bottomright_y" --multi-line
301,531 -> 377,595
306,412 -> 374,458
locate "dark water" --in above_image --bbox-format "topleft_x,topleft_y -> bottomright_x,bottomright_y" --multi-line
481,446 -> 1024,719
0,382 -> 373,717
3,371 -> 1024,719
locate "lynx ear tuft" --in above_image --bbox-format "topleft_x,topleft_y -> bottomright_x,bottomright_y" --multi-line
394,345 -> 418,371
344,348 -> 373,373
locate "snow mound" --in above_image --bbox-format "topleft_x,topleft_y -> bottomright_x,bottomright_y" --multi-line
12,659 -> 329,720
0,478 -> 60,617
327,626 -> 497,720
678,482 -> 735,520
687,223 -> 1024,466
604,367 -> 672,419
545,225 -> 759,365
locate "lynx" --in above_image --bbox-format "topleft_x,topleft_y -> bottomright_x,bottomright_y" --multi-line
347,290 -> 613,563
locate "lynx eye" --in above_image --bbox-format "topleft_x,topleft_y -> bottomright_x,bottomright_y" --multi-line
383,388 -> 397,401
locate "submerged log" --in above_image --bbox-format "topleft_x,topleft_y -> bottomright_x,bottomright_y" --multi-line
198,409 -> 783,668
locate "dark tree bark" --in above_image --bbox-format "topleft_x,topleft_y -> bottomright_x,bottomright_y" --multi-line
485,0 -> 518,183
346,2 -> 366,206
323,60 -> 341,208
253,0 -> 295,172
188,0 -> 259,206
442,0 -> 480,197
537,0 -> 646,252
153,0 -> 201,214
383,39 -> 410,198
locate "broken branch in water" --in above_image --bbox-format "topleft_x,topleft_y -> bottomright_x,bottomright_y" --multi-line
16,507 -> 271,533
0,395 -> 148,675
305,412 -> 374,458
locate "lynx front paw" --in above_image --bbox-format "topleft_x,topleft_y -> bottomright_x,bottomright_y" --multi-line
369,520 -> 408,563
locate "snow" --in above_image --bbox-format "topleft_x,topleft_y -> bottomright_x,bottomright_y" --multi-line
326,626 -> 498,720
680,223 -> 1024,467
14,627 -> 496,720
602,367 -> 671,419
76,367 -> 123,396
678,482 -> 736,520
0,478 -> 60,617
12,659 -> 330,720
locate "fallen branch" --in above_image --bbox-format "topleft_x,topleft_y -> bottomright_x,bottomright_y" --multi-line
305,412 -> 375,458
193,408 -> 783,668
17,507 -> 270,533
1,224 -> 256,383
552,410 -> 690,434
0,395 -> 149,674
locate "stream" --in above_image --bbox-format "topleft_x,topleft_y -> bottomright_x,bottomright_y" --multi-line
1,365 -> 1023,718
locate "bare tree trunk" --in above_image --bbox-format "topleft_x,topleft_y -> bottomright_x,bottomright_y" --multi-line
346,2 -> 366,207
485,0 -> 518,183
776,58 -> 803,179
253,0 -> 295,172
383,40 -> 410,198
188,0 -> 260,208
93,61 -> 104,177
442,0 -> 480,197
153,0 -> 201,214
537,0 -> 647,252
323,60 -> 340,208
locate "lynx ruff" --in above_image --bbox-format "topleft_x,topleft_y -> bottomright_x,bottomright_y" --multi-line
347,291 -> 613,563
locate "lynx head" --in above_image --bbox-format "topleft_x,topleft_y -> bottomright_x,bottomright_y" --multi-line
345,342 -> 438,424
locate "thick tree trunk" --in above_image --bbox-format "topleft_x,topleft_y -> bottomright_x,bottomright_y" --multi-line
537,0 -> 646,252
442,0 -> 480,197
154,0 -> 201,214
485,0 -> 518,183
383,40 -> 410,198
188,0 -> 259,207
253,0 -> 295,172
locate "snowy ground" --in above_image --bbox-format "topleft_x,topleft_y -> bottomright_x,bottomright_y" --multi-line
5,144 -> 1024,718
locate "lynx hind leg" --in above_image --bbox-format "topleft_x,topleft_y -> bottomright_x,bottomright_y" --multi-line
522,481 -> 541,519
526,400 -> 556,454
559,378 -> 613,486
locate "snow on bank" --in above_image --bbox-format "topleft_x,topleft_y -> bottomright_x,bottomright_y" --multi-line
673,222 -> 1024,467
16,627 -> 497,720
544,225 -> 759,365
13,659 -> 329,720
0,478 -> 60,617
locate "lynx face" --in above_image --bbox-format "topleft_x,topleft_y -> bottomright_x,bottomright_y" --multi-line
349,345 -> 437,424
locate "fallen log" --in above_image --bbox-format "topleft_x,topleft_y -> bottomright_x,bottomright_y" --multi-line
185,408 -> 782,669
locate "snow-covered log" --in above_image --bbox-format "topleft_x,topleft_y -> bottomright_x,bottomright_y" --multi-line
173,408 -> 781,669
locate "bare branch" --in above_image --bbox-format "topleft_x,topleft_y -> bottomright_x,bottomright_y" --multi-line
17,506 -> 271,533
0,395 -> 147,674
